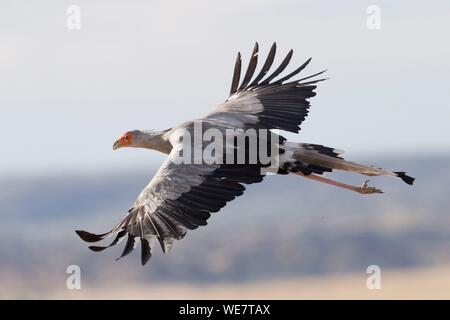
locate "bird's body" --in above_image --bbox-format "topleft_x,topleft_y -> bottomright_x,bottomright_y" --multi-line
77,43 -> 414,266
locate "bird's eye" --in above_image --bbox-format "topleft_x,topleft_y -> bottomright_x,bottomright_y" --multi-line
124,136 -> 129,140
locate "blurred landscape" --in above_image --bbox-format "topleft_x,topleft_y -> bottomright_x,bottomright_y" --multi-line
1,154 -> 450,299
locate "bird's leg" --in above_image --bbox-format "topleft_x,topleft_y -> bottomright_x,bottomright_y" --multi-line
300,174 -> 383,194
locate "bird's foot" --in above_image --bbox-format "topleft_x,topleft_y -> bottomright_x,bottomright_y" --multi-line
357,180 -> 383,194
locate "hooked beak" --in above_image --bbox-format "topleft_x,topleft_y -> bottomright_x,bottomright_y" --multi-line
112,140 -> 121,150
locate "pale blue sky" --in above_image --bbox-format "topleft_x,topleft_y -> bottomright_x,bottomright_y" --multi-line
1,0 -> 449,174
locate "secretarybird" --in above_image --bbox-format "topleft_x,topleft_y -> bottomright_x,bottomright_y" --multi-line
76,43 -> 414,266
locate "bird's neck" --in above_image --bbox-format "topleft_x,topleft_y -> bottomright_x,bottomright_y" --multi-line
138,130 -> 172,154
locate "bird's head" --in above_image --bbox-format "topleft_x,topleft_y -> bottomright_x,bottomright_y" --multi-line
113,130 -> 139,150
113,129 -> 169,151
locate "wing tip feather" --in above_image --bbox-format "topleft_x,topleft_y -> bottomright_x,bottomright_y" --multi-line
141,238 -> 152,266
88,245 -> 108,252
75,230 -> 106,243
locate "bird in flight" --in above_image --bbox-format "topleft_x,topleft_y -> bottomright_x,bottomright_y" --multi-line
76,43 -> 414,266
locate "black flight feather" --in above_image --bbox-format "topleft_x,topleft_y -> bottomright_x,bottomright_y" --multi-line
260,49 -> 293,85
249,42 -> 277,87
238,42 -> 259,90
140,238 -> 152,266
229,52 -> 242,96
274,57 -> 312,84
88,230 -> 127,252
75,230 -> 109,243
116,234 -> 135,260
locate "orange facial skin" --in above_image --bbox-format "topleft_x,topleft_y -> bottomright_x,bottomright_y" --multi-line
118,132 -> 133,147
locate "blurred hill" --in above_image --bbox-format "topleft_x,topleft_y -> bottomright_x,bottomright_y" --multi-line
4,264 -> 450,299
1,155 -> 450,298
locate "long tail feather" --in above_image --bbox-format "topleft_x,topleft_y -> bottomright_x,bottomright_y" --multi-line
394,171 -> 415,185
280,142 -> 415,186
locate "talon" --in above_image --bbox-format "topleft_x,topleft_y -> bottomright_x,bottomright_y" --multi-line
358,180 -> 383,194
362,180 -> 370,188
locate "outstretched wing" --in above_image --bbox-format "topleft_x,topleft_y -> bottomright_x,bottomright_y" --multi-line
207,42 -> 326,133
75,126 -> 266,266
